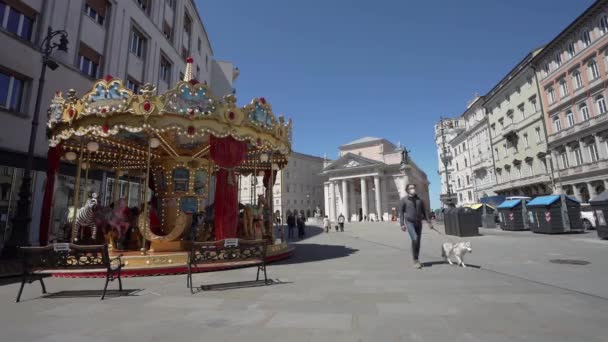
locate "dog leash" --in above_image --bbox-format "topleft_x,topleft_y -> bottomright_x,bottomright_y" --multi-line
426,222 -> 459,243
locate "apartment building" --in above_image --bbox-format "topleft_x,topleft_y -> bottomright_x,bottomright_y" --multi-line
464,96 -> 496,201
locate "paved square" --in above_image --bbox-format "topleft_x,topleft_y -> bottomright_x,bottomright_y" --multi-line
1,222 -> 608,341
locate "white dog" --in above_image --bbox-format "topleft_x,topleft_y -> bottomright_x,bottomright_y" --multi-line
441,241 -> 472,268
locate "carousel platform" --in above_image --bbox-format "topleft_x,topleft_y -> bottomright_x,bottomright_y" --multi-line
51,243 -> 294,278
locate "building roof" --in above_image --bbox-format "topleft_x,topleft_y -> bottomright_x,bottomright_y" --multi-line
341,137 -> 383,147
322,152 -> 384,173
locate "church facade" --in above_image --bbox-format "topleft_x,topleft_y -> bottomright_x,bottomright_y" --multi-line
321,137 -> 430,222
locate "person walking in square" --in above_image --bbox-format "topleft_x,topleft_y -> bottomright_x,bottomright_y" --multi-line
399,183 -> 432,269
297,213 -> 306,239
337,213 -> 345,232
287,212 -> 296,240
323,215 -> 331,233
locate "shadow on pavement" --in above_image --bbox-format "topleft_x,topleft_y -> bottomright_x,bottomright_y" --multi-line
42,289 -> 142,299
276,243 -> 358,265
278,225 -> 325,243
422,260 -> 481,269
193,279 -> 289,293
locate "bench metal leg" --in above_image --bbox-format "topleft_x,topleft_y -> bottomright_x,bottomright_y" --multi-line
101,274 -> 110,300
263,264 -> 268,285
256,266 -> 260,281
117,274 -> 123,292
39,277 -> 47,294
16,275 -> 27,303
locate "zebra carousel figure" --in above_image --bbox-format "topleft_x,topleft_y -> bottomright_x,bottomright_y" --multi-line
70,193 -> 99,243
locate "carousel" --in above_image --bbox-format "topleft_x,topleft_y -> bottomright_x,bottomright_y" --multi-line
44,58 -> 293,277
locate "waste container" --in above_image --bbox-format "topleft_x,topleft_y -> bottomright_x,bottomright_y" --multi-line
527,195 -> 583,234
444,207 -> 479,237
589,192 -> 608,239
466,203 -> 496,228
497,199 -> 530,231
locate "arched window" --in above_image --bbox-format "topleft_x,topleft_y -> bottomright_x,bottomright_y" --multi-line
582,29 -> 592,48
579,102 -> 590,121
588,59 -> 600,80
596,95 -> 607,114
566,110 -> 575,127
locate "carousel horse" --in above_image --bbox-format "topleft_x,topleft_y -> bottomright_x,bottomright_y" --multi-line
102,199 -> 132,249
69,193 -> 99,242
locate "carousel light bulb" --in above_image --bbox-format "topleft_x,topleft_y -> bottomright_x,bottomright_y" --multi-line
81,162 -> 88,170
150,137 -> 161,148
65,151 -> 77,161
86,141 -> 99,152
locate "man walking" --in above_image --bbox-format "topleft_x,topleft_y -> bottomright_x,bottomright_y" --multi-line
337,213 -> 345,232
287,212 -> 296,240
399,183 -> 432,269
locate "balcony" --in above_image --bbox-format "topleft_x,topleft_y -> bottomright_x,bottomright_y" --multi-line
557,159 -> 608,179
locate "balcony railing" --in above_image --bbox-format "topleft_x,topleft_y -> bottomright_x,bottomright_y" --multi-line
557,159 -> 608,178
548,113 -> 608,144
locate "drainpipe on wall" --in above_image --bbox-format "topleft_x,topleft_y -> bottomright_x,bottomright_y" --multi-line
531,65 -> 559,194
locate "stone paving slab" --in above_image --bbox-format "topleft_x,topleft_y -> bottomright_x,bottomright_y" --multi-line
1,222 -> 608,341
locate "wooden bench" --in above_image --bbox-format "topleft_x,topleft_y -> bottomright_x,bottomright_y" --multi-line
16,243 -> 123,302
187,239 -> 269,293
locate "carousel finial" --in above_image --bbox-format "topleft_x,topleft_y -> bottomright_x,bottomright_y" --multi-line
184,57 -> 194,82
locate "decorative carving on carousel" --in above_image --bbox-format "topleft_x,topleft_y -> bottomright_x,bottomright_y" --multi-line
82,76 -> 132,116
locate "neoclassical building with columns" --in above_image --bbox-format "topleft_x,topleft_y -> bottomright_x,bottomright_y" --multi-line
321,137 -> 430,222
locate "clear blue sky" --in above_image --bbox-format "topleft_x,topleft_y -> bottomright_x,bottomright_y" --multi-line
197,0 -> 595,209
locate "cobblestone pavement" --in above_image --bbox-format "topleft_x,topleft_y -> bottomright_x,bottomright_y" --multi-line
1,222 -> 608,342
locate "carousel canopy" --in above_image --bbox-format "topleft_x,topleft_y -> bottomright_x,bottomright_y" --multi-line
47,58 -> 292,172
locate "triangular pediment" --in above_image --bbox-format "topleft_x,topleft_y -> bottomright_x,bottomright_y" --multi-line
323,153 -> 383,172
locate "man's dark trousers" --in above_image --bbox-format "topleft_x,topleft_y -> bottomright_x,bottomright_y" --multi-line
405,220 -> 423,261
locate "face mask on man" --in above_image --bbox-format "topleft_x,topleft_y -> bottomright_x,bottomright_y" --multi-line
408,188 -> 416,195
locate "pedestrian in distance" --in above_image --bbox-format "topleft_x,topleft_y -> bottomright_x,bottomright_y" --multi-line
287,212 -> 296,240
338,213 -> 345,232
323,215 -> 331,233
399,183 -> 433,269
297,213 -> 306,239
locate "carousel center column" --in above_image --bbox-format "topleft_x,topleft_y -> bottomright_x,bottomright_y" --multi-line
341,179 -> 349,221
360,177 -> 368,220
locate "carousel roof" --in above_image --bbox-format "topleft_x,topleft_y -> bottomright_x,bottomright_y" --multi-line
46,58 -> 292,171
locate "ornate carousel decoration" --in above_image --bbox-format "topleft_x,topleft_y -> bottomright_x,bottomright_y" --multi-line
47,57 -> 292,254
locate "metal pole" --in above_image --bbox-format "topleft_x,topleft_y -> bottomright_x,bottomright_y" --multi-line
140,141 -> 152,255
71,142 -> 85,242
81,151 -> 90,206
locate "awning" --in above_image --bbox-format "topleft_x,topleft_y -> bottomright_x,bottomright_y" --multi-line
498,199 -> 521,209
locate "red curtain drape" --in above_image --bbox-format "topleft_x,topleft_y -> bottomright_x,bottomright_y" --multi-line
39,144 -> 62,245
210,136 -> 247,240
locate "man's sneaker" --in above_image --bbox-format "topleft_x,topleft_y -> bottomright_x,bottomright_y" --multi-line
414,261 -> 422,269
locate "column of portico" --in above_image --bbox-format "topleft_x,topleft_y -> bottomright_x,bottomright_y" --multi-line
572,183 -> 582,202
360,177 -> 368,220
329,181 -> 336,221
382,177 -> 390,220
323,183 -> 329,218
341,179 -> 349,220
587,182 -> 598,197
374,176 -> 382,221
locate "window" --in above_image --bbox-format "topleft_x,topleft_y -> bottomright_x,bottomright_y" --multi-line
553,115 -> 562,132
573,145 -> 584,165
196,66 -> 200,79
535,127 -> 542,142
464,158 -> 468,167
597,95 -> 608,114
1,3 -> 35,41
567,41 -> 576,58
530,97 -> 539,112
126,77 -> 140,94
588,59 -> 600,80
505,95 -> 510,104
547,87 -> 556,104
579,102 -> 590,120
523,133 -> 529,148
572,70 -> 583,90
589,142 -> 600,162
582,30 -> 592,48
559,79 -> 569,97
561,151 -> 569,169
555,53 -> 562,68
494,148 -> 500,160
467,191 -> 472,201
159,56 -> 171,82
166,0 -> 176,9
198,38 -> 202,54
601,15 -> 608,34
130,28 -> 146,58
527,162 -> 534,176
162,21 -> 173,41
566,111 -> 575,127
0,69 -> 26,112
543,63 -> 550,77
518,104 -> 525,119
84,3 -> 105,25
183,14 -> 192,52
78,55 -> 99,78
136,0 -> 151,14
466,175 -> 470,185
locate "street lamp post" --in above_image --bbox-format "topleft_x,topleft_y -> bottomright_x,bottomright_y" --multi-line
5,27 -> 68,253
